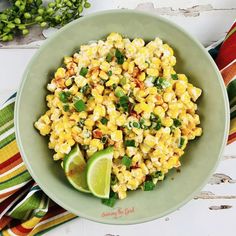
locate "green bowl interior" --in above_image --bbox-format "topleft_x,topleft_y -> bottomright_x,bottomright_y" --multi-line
15,10 -> 229,224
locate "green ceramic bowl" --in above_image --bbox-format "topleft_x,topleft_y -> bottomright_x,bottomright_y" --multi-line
15,10 -> 229,224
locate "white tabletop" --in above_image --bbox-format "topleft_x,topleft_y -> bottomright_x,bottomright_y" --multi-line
1,1 -> 236,235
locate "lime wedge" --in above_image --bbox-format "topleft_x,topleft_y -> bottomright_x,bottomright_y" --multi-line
86,147 -> 113,198
64,144 -> 90,193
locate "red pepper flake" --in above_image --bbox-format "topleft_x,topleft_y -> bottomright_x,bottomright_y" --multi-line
90,66 -> 100,74
130,110 -> 137,116
129,110 -> 140,119
114,142 -> 119,148
93,129 -> 103,138
132,67 -> 140,78
131,163 -> 140,169
134,79 -> 144,89
107,138 -> 115,146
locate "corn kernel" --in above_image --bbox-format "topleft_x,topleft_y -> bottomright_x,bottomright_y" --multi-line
144,134 -> 156,148
128,61 -> 135,74
53,152 -> 64,161
146,68 -> 159,77
111,130 -> 123,142
122,61 -> 129,71
64,56 -> 73,64
87,148 -> 96,157
65,78 -> 72,87
85,118 -> 95,127
116,114 -> 127,126
78,111 -> 88,119
138,72 -> 146,81
90,139 -> 101,148
126,147 -> 137,157
140,102 -> 152,113
175,81 -> 187,96
99,70 -> 109,80
100,61 -> 110,72
94,104 -> 106,117
75,76 -> 87,88
118,191 -> 127,199
163,91 -> 174,103
91,59 -> 100,67
140,163 -> 149,175
112,66 -> 122,75
153,106 -> 165,118
188,86 -> 202,102
178,74 -> 188,82
194,127 -> 202,136
148,87 -> 158,95
127,178 -> 139,190
55,68 -> 66,79
132,153 -> 142,165
107,32 -> 123,42
161,117 -> 173,127
69,84 -> 78,95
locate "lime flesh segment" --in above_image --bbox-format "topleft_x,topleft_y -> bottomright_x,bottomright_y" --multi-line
64,144 -> 90,193
86,147 -> 113,199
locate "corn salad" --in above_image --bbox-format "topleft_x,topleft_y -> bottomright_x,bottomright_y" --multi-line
35,33 -> 202,199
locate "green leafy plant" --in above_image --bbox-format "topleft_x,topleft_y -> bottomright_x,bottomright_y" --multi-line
0,0 -> 91,42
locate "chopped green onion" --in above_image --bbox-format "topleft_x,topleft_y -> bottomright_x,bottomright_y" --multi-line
140,119 -> 145,125
150,112 -> 159,122
107,70 -> 112,76
154,121 -> 162,130
74,100 -> 86,112
133,122 -> 140,128
115,86 -> 125,97
128,121 -> 133,129
144,76 -> 156,87
120,77 -> 127,85
78,118 -> 85,128
81,144 -> 89,150
111,174 -> 118,185
79,67 -> 88,77
170,125 -> 175,133
140,119 -> 148,129
150,114 -> 162,130
151,171 -> 162,178
179,137 -> 185,148
101,191 -> 118,207
115,103 -> 121,109
125,140 -> 135,147
115,49 -> 125,65
119,96 -> 129,112
112,84 -> 118,90
122,155 -> 132,168
173,118 -> 182,127
101,136 -> 108,144
106,53 -> 113,62
79,84 -> 90,94
154,77 -> 171,89
59,91 -> 71,103
171,74 -> 178,80
100,117 -> 108,125
63,104 -> 69,112
143,181 -> 155,191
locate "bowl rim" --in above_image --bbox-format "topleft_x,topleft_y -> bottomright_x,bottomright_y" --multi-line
15,9 -> 230,225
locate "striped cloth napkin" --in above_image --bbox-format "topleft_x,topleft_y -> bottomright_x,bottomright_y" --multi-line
0,93 -> 76,235
0,21 -> 236,235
